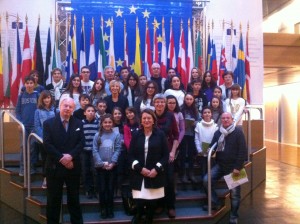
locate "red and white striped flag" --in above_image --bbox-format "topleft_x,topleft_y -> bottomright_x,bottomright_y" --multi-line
177,26 -> 187,89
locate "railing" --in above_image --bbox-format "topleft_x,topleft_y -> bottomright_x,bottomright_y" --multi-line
27,133 -> 43,197
0,111 -> 27,186
207,142 -> 217,216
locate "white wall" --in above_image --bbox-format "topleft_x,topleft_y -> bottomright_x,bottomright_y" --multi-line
0,0 -> 56,62
204,0 -> 264,105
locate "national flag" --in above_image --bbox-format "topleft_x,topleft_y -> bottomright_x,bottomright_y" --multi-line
123,20 -> 129,67
186,20 -> 194,83
229,29 -> 237,75
32,24 -> 44,85
44,26 -> 52,85
177,27 -> 187,89
168,19 -> 176,69
160,18 -> 167,78
153,19 -> 158,63
218,30 -> 227,85
206,32 -> 211,70
134,18 -> 142,75
0,29 -> 4,106
235,32 -> 245,93
11,25 -> 22,106
71,22 -> 78,74
108,18 -> 115,69
65,23 -> 74,82
88,24 -> 97,80
52,26 -> 61,73
144,20 -> 152,79
194,30 -> 203,75
3,19 -> 12,107
244,24 -> 251,103
97,21 -> 106,78
21,24 -> 32,86
210,40 -> 218,82
79,22 -> 86,72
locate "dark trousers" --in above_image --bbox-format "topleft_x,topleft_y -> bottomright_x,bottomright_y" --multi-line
96,168 -> 116,211
46,170 -> 83,224
81,150 -> 95,192
179,135 -> 197,169
134,198 -> 157,222
203,163 -> 241,219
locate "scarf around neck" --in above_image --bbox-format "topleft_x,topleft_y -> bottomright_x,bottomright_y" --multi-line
52,79 -> 64,100
217,124 -> 235,152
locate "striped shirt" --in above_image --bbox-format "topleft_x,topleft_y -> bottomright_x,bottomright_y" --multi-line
82,118 -> 100,151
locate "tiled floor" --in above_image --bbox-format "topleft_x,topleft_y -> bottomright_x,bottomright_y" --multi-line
1,141 -> 300,223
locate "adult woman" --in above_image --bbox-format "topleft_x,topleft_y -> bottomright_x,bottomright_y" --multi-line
104,80 -> 129,116
164,76 -> 186,107
89,77 -> 107,106
123,73 -> 141,107
128,109 -> 169,224
134,81 -> 159,115
201,71 -> 217,103
187,67 -> 202,92
60,74 -> 83,110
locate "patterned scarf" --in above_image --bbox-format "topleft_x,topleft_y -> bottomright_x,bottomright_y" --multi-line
217,124 -> 235,152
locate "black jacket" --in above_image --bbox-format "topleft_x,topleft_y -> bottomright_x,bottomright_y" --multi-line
128,128 -> 169,190
43,114 -> 85,175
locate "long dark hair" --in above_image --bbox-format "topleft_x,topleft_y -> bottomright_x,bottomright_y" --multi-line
124,73 -> 141,96
181,93 -> 198,120
142,81 -> 159,103
90,77 -> 105,95
97,113 -> 114,146
37,90 -> 54,109
125,106 -> 139,125
64,74 -> 83,98
166,95 -> 180,113
201,70 -> 217,89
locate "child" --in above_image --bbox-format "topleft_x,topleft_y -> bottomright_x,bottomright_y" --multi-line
73,93 -> 90,120
138,74 -> 147,94
194,106 -> 218,188
16,76 -> 40,176
82,104 -> 99,199
34,90 -> 56,188
96,99 -> 107,120
123,107 -> 140,151
191,78 -> 208,114
93,114 -> 121,219
210,96 -> 224,127
224,84 -> 246,128
89,78 -> 107,106
179,93 -> 200,184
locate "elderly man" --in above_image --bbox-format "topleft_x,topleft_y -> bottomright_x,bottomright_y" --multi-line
202,112 -> 247,224
43,97 -> 84,224
104,65 -> 124,95
150,63 -> 166,93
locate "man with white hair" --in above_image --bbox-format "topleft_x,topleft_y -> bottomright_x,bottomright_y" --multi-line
43,97 -> 84,224
150,63 -> 166,93
202,112 -> 247,224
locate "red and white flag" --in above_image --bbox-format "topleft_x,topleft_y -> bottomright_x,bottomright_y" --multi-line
144,22 -> 152,79
21,24 -> 32,85
160,18 -> 167,78
186,21 -> 194,83
177,28 -> 187,89
168,21 -> 176,69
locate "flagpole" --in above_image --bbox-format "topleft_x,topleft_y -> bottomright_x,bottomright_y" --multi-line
230,20 -> 233,69
101,16 -> 103,36
124,19 -> 126,66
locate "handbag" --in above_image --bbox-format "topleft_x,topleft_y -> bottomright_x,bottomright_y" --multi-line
121,184 -> 137,216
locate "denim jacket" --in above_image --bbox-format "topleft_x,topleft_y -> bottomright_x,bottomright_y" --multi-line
34,107 -> 56,138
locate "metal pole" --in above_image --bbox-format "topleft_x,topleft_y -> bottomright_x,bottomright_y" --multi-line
0,110 -> 5,169
207,142 -> 217,216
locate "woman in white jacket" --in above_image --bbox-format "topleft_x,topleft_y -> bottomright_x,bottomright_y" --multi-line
194,106 -> 218,188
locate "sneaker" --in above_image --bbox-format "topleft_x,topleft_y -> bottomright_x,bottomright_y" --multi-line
167,209 -> 176,218
42,178 -> 47,189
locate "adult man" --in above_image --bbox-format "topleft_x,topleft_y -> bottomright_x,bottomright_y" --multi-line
80,66 -> 94,94
219,71 -> 234,100
120,66 -> 130,85
43,97 -> 84,224
150,63 -> 165,93
203,112 -> 247,224
45,68 -> 66,108
153,93 -> 179,218
104,65 -> 124,95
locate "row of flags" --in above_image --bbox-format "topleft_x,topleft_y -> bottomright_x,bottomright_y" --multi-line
0,14 -> 251,108
206,23 -> 251,103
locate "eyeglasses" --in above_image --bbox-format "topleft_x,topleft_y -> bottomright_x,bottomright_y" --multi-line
129,78 -> 136,81
147,86 -> 155,89
168,102 -> 176,104
81,71 -> 90,74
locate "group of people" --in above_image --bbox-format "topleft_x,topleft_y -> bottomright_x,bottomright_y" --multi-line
14,62 -> 247,224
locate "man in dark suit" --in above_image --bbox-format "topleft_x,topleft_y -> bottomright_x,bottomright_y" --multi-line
43,97 -> 84,224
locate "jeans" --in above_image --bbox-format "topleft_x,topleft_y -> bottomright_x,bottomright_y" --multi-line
203,163 -> 241,219
19,126 -> 36,173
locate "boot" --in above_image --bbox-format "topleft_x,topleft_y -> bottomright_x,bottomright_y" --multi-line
187,168 -> 198,184
131,214 -> 141,224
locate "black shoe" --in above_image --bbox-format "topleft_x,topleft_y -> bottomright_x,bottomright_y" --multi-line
100,209 -> 107,219
86,190 -> 93,199
107,208 -> 114,218
131,215 -> 141,224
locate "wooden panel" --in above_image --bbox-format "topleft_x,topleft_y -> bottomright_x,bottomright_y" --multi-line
3,122 -> 21,153
243,120 -> 264,150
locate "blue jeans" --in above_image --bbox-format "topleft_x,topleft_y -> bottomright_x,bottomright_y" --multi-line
203,163 -> 241,219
